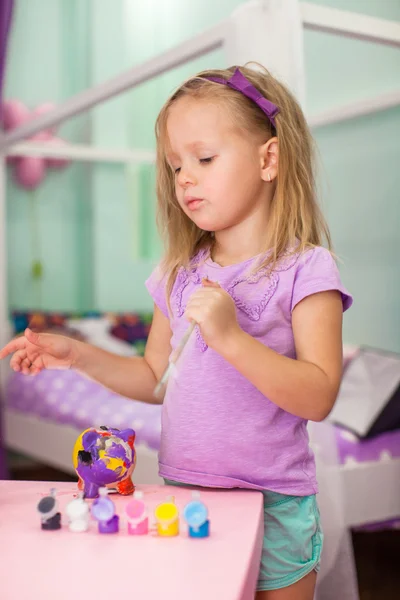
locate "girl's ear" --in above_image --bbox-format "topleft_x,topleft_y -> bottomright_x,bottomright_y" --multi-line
260,137 -> 278,182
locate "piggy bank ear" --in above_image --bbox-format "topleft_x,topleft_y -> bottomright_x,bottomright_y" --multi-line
119,428 -> 135,447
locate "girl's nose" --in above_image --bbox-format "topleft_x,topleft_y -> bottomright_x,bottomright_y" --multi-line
177,167 -> 197,188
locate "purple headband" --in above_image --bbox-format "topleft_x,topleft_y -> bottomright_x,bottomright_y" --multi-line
204,68 -> 279,129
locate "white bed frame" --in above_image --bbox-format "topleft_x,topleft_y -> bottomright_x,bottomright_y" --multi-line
1,2 -> 399,597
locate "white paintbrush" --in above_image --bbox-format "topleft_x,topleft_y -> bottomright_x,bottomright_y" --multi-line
153,320 -> 196,399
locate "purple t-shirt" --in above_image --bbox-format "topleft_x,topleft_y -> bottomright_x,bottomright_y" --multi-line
146,247 -> 352,495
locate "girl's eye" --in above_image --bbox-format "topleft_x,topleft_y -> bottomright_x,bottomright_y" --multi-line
174,157 -> 213,174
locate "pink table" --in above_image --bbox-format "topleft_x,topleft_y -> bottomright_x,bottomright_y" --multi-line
0,481 -> 264,600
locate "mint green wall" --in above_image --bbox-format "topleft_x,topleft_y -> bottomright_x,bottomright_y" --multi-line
5,0 -> 92,311
5,1 -> 400,352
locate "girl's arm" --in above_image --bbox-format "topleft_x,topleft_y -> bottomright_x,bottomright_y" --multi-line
220,290 -> 343,421
0,305 -> 172,405
185,281 -> 344,422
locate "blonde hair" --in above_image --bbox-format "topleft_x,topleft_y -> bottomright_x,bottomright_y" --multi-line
155,64 -> 332,301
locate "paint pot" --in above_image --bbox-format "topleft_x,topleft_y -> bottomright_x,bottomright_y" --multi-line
154,495 -> 179,537
91,487 -> 119,533
125,490 -> 149,535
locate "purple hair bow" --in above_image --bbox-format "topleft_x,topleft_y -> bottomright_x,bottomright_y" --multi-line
205,68 -> 279,129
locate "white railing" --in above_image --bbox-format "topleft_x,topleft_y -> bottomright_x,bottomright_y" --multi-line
301,2 -> 400,47
7,142 -> 156,164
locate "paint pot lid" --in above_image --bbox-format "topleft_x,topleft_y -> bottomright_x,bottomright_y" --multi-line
183,500 -> 208,527
125,498 -> 146,521
66,496 -> 89,519
154,501 -> 178,524
91,490 -> 115,521
37,488 -> 58,517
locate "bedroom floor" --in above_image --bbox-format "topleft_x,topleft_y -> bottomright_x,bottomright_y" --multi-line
5,452 -> 400,600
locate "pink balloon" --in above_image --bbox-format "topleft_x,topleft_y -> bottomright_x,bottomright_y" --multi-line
15,156 -> 46,190
2,101 -> 32,164
2,99 -> 29,130
1,99 -> 71,190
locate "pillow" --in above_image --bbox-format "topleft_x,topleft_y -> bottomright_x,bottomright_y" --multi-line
11,310 -> 93,340
10,310 -> 153,356
108,312 -> 153,356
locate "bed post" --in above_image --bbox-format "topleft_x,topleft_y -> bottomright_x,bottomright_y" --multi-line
225,0 -> 306,106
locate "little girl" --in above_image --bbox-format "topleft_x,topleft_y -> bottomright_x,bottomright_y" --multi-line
1,65 -> 352,599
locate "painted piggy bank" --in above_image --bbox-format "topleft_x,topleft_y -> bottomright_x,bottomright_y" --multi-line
72,426 -> 136,498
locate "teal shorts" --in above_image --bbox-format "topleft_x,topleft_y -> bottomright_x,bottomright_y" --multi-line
257,489 -> 323,591
164,480 -> 323,592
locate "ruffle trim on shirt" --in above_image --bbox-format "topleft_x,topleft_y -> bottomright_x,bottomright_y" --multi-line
171,250 -> 299,351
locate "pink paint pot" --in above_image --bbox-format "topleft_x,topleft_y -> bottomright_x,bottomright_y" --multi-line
125,491 -> 149,535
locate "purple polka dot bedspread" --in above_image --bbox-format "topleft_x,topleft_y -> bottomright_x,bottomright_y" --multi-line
6,370 -> 161,451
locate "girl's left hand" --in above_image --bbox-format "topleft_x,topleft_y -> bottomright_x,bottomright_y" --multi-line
184,279 -> 241,352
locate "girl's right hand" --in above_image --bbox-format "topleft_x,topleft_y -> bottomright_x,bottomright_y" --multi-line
0,328 -> 79,375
